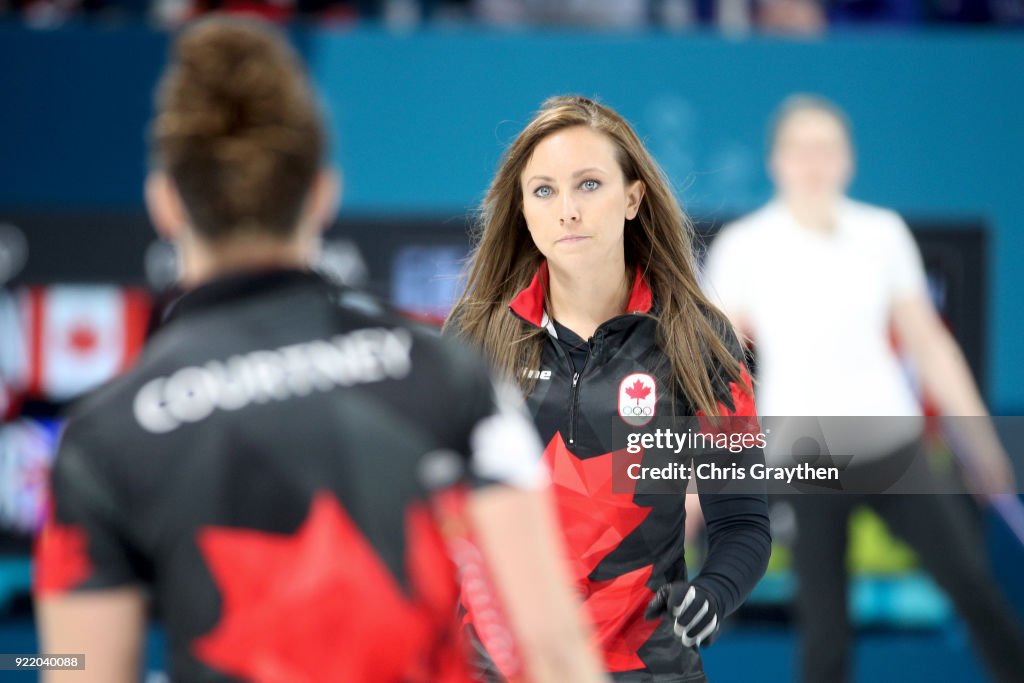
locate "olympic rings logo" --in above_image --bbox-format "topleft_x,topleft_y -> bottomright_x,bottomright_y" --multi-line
621,406 -> 654,417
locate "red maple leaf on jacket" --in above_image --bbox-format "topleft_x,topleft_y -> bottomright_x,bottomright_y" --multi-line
194,492 -> 470,683
543,433 -> 659,672
695,365 -> 761,437
624,379 -> 651,405
33,515 -> 93,596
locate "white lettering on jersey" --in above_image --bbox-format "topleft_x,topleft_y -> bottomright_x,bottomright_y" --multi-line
134,327 -> 413,434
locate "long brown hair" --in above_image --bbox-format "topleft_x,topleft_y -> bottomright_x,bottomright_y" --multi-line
150,16 -> 325,242
445,95 -> 745,416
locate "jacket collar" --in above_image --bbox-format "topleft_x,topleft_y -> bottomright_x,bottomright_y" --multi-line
166,268 -> 326,323
508,260 -> 653,328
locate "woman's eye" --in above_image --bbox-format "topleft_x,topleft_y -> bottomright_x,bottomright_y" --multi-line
534,186 -> 553,198
580,179 -> 601,191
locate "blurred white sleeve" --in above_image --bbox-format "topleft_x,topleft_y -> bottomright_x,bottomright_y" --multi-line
885,213 -> 929,302
469,378 -> 548,491
702,227 -> 753,320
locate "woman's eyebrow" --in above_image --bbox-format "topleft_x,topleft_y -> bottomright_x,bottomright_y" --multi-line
525,167 -> 607,184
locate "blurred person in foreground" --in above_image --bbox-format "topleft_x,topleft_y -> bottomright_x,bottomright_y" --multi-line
703,94 -> 1024,683
446,95 -> 772,682
32,17 -> 609,683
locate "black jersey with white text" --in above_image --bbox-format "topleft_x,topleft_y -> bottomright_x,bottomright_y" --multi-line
34,269 -> 544,683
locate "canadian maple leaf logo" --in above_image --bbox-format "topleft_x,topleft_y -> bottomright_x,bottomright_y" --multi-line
194,492 -> 469,683
542,433 -> 659,672
624,379 -> 651,405
67,322 -> 99,355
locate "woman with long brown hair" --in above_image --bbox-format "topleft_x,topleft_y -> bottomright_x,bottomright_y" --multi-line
446,96 -> 772,682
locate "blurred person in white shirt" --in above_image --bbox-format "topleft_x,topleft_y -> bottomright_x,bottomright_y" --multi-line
702,94 -> 1024,683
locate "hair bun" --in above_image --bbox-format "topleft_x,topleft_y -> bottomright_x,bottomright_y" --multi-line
166,18 -> 307,141
151,16 -> 325,241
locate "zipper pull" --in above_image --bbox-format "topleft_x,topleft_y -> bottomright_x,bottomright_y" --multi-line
572,372 -> 580,387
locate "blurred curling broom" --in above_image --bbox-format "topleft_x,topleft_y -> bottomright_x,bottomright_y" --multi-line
942,417 -> 1024,548
990,495 -> 1024,548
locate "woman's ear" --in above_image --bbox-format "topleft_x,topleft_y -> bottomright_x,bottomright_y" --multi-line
304,168 -> 342,235
145,172 -> 188,242
625,180 -> 645,221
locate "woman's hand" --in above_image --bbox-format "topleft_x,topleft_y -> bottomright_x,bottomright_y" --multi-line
645,581 -> 722,649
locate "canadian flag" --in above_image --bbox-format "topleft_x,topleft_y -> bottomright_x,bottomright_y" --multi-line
0,291 -> 27,419
23,286 -> 150,401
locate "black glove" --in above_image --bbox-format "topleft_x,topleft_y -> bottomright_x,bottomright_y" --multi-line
644,581 -> 721,648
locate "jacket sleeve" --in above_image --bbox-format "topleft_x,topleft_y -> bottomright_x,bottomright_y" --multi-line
34,418 -> 148,596
691,325 -> 772,619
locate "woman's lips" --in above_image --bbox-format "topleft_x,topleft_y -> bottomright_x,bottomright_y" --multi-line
557,235 -> 590,243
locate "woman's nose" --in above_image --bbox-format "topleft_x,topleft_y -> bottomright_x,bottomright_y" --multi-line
559,195 -> 580,224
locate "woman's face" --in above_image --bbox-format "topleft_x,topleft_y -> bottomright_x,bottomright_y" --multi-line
520,126 -> 643,272
769,108 -> 853,206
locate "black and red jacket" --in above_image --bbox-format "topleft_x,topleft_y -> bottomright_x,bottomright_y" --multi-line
34,269 -> 546,683
473,261 -> 772,683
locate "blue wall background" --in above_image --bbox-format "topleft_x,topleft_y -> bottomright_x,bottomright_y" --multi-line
1,25 -> 1022,410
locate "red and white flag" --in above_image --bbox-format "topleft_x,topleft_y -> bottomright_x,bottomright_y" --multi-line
0,290 -> 27,419
23,286 -> 150,401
